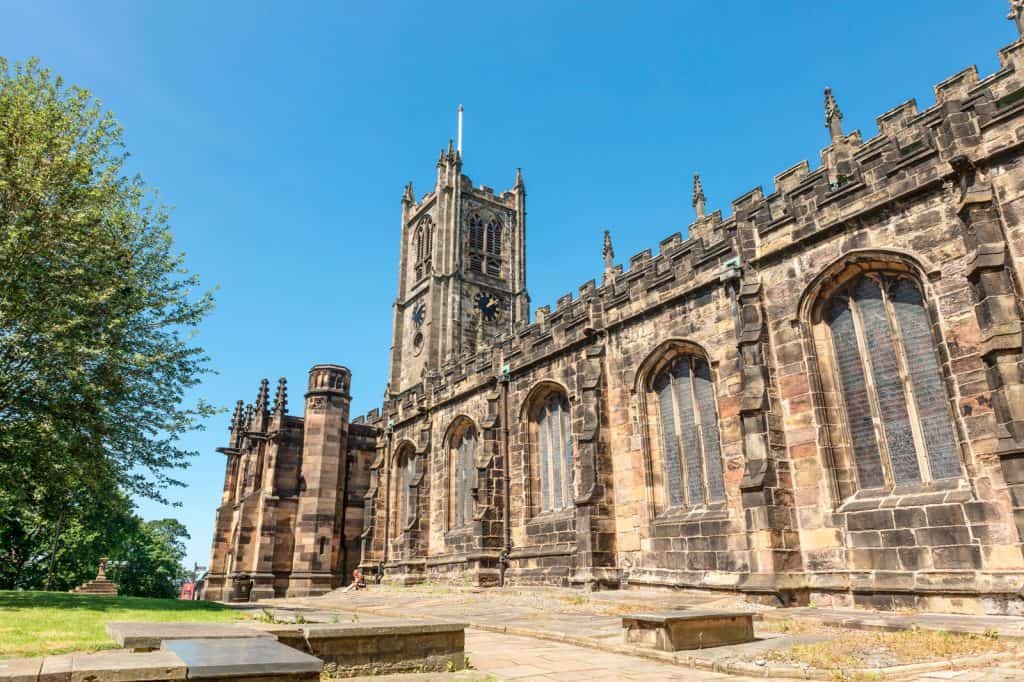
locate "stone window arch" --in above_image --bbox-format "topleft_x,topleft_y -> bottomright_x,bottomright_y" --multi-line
523,383 -> 574,516
447,418 -> 478,530
639,342 -> 725,514
413,217 -> 433,281
808,261 -> 961,493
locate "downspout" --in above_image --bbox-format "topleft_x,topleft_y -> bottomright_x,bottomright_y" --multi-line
499,369 -> 512,587
383,425 -> 394,568
338,449 -> 352,585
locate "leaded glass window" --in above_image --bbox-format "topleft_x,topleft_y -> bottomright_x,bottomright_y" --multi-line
823,273 -> 959,488
536,394 -> 574,513
449,425 -> 477,529
653,356 -> 725,508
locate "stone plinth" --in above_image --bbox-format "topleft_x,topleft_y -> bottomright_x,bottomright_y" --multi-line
622,611 -> 754,651
71,558 -> 118,597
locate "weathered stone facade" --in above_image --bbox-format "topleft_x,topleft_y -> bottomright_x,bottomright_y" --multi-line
207,25 -> 1024,613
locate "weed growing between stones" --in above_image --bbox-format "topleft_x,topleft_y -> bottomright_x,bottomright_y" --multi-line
764,626 -> 1013,673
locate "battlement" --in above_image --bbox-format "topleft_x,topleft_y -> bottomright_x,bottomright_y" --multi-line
509,36 -> 1024,350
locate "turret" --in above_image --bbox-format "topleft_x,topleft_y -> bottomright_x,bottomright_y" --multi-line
287,364 -> 353,597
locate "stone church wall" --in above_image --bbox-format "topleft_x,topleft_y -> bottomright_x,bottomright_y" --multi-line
209,30 -> 1024,615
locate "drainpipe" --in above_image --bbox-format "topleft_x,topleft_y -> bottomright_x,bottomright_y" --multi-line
338,450 -> 352,585
499,366 -> 512,587
383,423 -> 394,568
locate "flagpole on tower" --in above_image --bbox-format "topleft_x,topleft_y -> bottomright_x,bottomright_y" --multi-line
457,104 -> 463,156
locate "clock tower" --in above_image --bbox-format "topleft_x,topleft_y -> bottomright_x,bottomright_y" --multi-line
387,142 -> 529,396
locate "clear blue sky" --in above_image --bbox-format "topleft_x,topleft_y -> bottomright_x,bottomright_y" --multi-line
1,1 -> 1011,569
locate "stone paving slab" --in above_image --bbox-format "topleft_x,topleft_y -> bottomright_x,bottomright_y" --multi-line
0,658 -> 42,682
160,637 -> 321,679
68,649 -> 187,681
763,607 -> 1024,639
338,630 -> 771,682
105,621 -> 273,650
302,620 -> 466,638
37,653 -> 72,682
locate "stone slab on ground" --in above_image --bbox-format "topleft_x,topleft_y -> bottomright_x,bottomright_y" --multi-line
68,650 -> 186,681
763,607 -> 1024,639
160,637 -> 321,680
105,622 -> 273,651
0,658 -> 42,682
37,654 -> 73,682
622,610 -> 755,651
301,620 -> 466,638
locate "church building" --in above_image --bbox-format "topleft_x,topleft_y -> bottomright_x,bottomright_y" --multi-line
205,19 -> 1024,615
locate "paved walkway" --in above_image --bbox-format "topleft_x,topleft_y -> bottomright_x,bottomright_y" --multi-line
342,630 -> 1024,682
348,630 -> 768,681
262,585 -> 1024,681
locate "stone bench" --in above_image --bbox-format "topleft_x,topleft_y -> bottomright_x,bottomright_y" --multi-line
622,610 -> 754,651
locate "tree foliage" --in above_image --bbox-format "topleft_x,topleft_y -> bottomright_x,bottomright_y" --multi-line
0,57 -> 213,594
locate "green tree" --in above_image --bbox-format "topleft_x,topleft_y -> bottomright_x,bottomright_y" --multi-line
0,57 -> 214,590
115,518 -> 191,599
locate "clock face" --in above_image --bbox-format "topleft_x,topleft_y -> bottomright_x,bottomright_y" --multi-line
475,291 -> 500,322
411,302 -> 426,327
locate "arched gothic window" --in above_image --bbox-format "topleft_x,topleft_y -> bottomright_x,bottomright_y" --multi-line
413,217 -> 433,281
467,211 -> 502,277
652,355 -> 725,508
818,272 -> 960,489
449,422 -> 477,530
534,392 -> 574,514
393,447 -> 417,537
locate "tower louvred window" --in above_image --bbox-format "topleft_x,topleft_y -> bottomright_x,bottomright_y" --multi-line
653,355 -> 725,508
467,211 -> 502,278
822,272 -> 960,489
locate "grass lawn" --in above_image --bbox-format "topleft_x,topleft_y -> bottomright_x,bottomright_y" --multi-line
0,591 -> 245,659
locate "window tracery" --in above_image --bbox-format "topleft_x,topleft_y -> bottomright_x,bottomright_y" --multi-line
818,272 -> 960,489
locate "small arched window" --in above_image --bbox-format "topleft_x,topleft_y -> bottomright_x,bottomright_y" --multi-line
652,355 -> 725,508
449,422 -> 477,530
535,393 -> 573,513
819,272 -> 959,489
467,211 -> 502,278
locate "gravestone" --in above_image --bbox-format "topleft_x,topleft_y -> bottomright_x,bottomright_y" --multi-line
161,637 -> 321,681
622,611 -> 754,651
